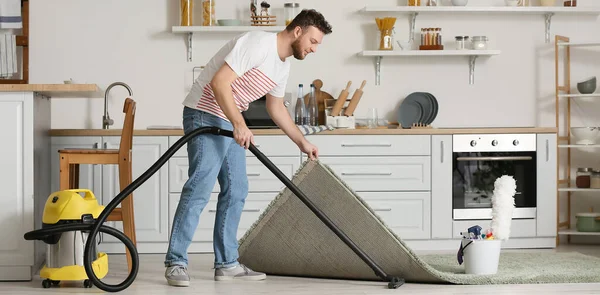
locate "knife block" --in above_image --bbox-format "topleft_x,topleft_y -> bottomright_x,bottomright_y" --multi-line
326,115 -> 356,129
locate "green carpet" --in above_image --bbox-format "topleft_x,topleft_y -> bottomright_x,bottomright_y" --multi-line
237,160 -> 600,285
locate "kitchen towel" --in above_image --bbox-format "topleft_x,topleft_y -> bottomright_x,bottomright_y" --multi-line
0,33 -> 17,78
297,124 -> 335,135
0,0 -> 22,29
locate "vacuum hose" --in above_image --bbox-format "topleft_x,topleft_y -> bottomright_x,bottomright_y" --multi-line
24,126 -> 236,292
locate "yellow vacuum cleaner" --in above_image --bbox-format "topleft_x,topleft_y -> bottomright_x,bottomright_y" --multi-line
38,189 -> 108,288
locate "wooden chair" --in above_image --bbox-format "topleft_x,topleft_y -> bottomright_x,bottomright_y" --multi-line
58,98 -> 137,271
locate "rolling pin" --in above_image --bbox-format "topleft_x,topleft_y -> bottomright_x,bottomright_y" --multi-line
331,81 -> 352,116
344,80 -> 366,116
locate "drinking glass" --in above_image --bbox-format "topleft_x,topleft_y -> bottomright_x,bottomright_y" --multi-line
367,108 -> 378,128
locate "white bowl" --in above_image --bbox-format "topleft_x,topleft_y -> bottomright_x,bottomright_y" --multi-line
451,0 -> 468,6
505,0 -> 519,6
571,127 -> 600,145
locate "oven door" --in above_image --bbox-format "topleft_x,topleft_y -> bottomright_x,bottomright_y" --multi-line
452,151 -> 537,220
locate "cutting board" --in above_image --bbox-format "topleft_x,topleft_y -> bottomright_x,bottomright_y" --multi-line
304,79 -> 333,125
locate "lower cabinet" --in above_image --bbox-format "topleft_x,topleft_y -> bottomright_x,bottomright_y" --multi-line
48,132 -> 555,255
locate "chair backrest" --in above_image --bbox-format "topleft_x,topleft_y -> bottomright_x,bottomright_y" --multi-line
119,98 -> 136,160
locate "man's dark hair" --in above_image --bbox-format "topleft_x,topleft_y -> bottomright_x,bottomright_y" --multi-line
285,9 -> 332,35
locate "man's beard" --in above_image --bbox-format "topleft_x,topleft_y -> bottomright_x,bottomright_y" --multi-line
291,39 -> 304,60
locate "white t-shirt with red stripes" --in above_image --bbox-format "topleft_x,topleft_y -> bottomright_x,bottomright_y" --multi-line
183,31 -> 291,121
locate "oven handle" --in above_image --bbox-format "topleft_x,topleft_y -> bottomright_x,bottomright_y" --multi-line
456,156 -> 533,161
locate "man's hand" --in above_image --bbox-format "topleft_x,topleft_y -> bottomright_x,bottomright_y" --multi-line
233,124 -> 255,149
299,139 -> 319,160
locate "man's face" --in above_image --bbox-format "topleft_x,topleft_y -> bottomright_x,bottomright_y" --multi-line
291,26 -> 324,60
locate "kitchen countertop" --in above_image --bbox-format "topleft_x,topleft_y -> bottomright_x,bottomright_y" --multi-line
0,84 -> 101,98
49,127 -> 557,136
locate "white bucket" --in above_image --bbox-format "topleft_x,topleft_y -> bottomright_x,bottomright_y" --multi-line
461,239 -> 502,275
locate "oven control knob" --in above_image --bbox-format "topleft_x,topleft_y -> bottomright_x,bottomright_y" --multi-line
513,140 -> 519,146
470,140 -> 477,147
492,140 -> 498,146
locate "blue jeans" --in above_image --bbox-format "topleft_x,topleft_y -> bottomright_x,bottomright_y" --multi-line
164,107 -> 248,269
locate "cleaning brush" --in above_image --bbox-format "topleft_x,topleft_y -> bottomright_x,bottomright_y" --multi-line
490,175 -> 517,240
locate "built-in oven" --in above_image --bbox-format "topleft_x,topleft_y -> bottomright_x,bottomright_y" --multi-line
452,133 -> 537,220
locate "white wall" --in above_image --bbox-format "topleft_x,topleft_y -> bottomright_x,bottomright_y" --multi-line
30,0 -> 600,243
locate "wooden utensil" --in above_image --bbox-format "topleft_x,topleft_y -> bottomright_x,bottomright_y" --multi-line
303,79 -> 333,125
331,81 -> 352,116
344,80 -> 366,116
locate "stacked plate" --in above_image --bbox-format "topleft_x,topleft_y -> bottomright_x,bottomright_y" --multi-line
397,92 -> 439,129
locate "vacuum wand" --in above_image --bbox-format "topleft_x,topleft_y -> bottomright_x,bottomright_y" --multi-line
25,126 -> 403,292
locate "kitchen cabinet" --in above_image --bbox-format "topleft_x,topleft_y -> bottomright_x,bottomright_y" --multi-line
48,131 -> 558,255
536,133 -> 557,237
305,134 -> 433,240
0,92 -> 50,281
430,135 -> 453,239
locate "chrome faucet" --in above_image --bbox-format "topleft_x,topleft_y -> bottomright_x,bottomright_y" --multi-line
103,82 -> 133,129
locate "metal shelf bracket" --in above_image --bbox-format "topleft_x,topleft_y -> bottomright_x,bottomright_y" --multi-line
409,12 -> 418,42
545,13 -> 554,44
469,55 -> 478,85
187,32 -> 193,62
375,56 -> 382,85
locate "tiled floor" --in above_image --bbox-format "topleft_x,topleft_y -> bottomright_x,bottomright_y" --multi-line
2,244 -> 599,294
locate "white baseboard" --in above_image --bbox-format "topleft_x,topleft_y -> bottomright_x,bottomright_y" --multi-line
0,266 -> 32,281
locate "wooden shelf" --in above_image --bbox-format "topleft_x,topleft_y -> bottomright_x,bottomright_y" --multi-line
558,228 -> 600,236
559,144 -> 600,148
171,25 -> 286,62
558,93 -> 600,98
358,50 -> 501,85
556,41 -> 600,47
361,6 -> 600,44
558,187 -> 600,192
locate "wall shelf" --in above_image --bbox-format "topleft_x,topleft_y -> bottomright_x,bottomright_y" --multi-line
171,25 -> 286,62
361,6 -> 600,44
357,49 -> 501,85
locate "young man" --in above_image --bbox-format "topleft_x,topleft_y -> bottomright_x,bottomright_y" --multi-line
164,9 -> 332,286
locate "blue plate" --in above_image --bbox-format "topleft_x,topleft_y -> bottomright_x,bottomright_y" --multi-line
398,99 -> 423,129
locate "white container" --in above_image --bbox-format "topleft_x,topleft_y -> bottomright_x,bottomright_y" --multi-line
471,36 -> 488,50
461,239 -> 502,275
326,116 -> 356,129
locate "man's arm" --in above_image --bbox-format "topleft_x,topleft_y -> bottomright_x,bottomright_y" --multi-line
210,63 -> 254,148
266,94 -> 319,159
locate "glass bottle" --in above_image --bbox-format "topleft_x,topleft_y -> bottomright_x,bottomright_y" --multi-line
294,84 -> 305,125
307,84 -> 318,126
180,0 -> 193,26
202,0 -> 216,26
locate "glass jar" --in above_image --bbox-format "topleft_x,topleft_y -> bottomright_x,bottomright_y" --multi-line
471,36 -> 488,50
284,3 -> 300,26
576,168 -> 592,188
180,0 -> 194,26
379,28 -> 394,50
591,170 -> 600,189
202,0 -> 216,26
408,0 -> 421,6
455,36 -> 469,50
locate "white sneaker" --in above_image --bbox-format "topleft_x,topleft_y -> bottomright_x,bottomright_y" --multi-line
165,265 -> 190,287
214,264 -> 266,281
